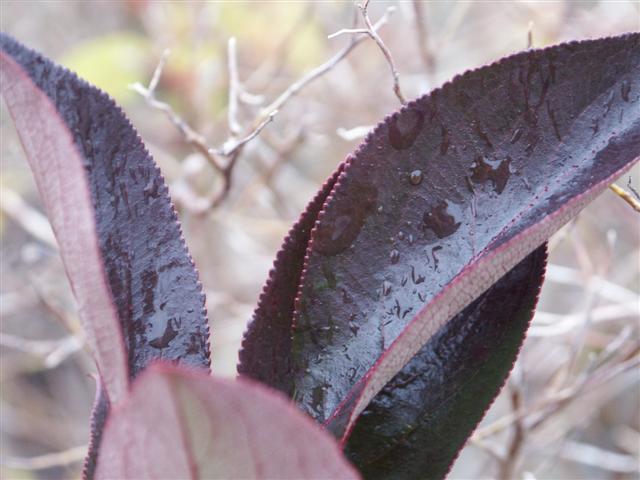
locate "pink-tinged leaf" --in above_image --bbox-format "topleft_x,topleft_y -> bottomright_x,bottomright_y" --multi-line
95,363 -> 360,480
239,32 -> 639,459
344,244 -> 547,479
0,33 -> 210,402
238,165 -> 343,393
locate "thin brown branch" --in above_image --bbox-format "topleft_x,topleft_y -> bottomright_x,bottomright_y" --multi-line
472,354 -> 640,442
359,0 -> 406,105
609,183 -> 640,213
498,386 -> 526,479
263,5 -> 396,119
129,54 -> 225,173
527,21 -> 534,49
133,6 -> 395,211
216,110 -> 278,157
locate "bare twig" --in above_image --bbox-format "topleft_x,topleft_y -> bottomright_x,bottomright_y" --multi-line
609,183 -> 640,213
627,176 -> 640,199
498,386 -> 526,479
130,54 -> 225,174
227,37 -> 242,136
134,6 -> 395,210
472,354 -> 640,442
265,5 -> 396,119
358,0 -> 406,104
336,125 -> 374,141
327,28 -> 371,39
527,21 -> 534,49
0,333 -> 83,369
1,445 -> 86,470
412,0 -> 436,73
215,110 -> 278,157
1,188 -> 57,248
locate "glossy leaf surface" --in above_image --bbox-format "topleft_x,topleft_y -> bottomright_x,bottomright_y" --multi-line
292,33 -> 639,438
344,244 -> 547,479
0,34 -> 211,403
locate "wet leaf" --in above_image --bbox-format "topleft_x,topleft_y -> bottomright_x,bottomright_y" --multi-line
344,244 -> 547,479
239,32 -> 640,477
95,363 -> 359,480
238,165 -> 344,392
1,33 -> 211,476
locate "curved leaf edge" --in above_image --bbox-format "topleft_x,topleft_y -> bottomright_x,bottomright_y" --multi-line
290,32 -> 639,438
345,244 -> 548,479
441,244 -> 548,478
0,33 -> 212,374
82,376 -> 111,480
237,164 -> 345,393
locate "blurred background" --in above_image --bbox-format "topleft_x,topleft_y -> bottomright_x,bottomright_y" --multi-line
1,1 -> 638,479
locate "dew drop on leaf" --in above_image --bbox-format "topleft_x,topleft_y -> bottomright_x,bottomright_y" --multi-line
423,201 -> 461,238
409,169 -> 424,185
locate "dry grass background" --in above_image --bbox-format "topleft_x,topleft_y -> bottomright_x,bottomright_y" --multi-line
1,1 -> 639,479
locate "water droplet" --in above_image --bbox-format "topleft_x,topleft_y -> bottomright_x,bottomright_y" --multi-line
388,108 -> 425,150
423,201 -> 461,238
149,318 -> 180,349
377,205 -> 384,213
348,314 -> 359,336
390,249 -> 400,264
470,155 -> 511,194
382,280 -> 392,296
409,169 -> 423,185
410,265 -> 425,284
440,125 -> 450,155
510,128 -> 523,144
398,231 -> 405,241
621,80 -> 631,102
431,246 -> 443,270
475,124 -> 493,149
313,181 -> 377,255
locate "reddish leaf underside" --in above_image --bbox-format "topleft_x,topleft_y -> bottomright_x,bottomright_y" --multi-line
239,31 -> 640,469
95,363 -> 360,480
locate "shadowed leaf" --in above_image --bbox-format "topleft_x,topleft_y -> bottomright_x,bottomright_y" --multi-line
344,244 -> 547,479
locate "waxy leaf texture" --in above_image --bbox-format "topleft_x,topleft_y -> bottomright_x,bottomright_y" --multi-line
240,32 -> 640,477
344,244 -> 547,479
0,34 -> 211,398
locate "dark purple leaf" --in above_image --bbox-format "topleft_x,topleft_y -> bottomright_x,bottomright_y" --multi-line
292,33 -> 639,438
344,244 -> 547,479
1,33 -> 211,478
238,165 -> 343,393
1,33 -> 210,396
239,32 -> 640,463
95,363 -> 360,480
